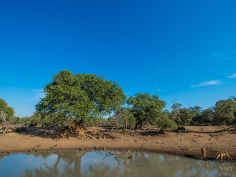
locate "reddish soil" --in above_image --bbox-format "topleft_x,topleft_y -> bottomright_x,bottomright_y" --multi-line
0,126 -> 236,161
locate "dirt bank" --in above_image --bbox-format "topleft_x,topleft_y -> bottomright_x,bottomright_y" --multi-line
0,126 -> 236,161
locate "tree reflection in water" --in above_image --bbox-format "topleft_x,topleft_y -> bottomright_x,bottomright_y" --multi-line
123,153 -> 236,177
0,151 -> 235,177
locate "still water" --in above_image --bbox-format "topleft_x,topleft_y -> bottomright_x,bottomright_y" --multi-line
0,150 -> 235,177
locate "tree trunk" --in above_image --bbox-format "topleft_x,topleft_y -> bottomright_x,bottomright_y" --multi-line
135,120 -> 143,129
0,111 -> 9,134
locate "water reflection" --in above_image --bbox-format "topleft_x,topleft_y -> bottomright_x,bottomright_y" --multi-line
0,150 -> 235,177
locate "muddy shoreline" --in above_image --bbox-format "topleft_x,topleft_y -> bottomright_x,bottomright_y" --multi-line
1,126 -> 236,162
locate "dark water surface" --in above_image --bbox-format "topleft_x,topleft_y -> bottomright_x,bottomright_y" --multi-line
0,150 -> 235,177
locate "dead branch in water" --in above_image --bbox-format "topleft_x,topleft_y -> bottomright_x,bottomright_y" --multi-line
103,150 -> 134,161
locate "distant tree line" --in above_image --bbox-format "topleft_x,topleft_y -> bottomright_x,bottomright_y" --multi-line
169,98 -> 236,127
1,70 -> 236,132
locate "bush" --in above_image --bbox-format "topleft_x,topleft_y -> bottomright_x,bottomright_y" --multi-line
112,108 -> 136,130
127,93 -> 166,129
157,115 -> 177,131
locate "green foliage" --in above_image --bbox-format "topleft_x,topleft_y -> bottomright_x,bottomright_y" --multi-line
189,106 -> 202,125
157,113 -> 177,131
169,103 -> 182,123
24,71 -> 236,129
15,116 -> 40,126
36,70 -> 126,127
36,71 -> 93,127
77,74 -> 126,115
214,98 -> 236,125
198,108 -> 214,125
177,109 -> 194,126
127,93 -> 166,129
170,104 -> 199,127
29,114 -> 42,126
169,99 -> 236,127
0,98 -> 15,123
115,108 -> 136,130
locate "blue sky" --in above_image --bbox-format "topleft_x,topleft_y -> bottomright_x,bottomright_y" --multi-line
0,0 -> 236,117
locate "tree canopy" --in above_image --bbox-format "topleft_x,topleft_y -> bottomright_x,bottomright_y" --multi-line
214,98 -> 236,125
36,71 -> 126,127
127,93 -> 166,129
114,108 -> 136,131
77,74 -> 126,115
4,69 -> 236,130
170,104 -> 202,127
169,98 -> 236,127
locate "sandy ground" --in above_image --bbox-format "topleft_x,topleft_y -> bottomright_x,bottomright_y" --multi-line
0,126 -> 236,161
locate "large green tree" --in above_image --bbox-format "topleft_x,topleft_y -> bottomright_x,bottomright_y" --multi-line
201,108 -> 215,125
36,71 -> 126,127
76,74 -> 126,115
127,93 -> 166,129
189,106 -> 202,125
213,98 -> 236,125
170,104 -> 198,127
169,103 -> 182,124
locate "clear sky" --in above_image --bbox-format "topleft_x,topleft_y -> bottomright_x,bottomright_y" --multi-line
0,0 -> 236,117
